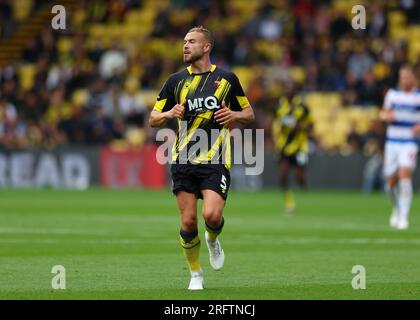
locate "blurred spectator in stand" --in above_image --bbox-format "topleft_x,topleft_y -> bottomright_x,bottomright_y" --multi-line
99,40 -> 128,80
22,38 -> 41,63
87,77 -> 107,110
330,10 -> 352,41
39,27 -> 58,64
119,77 -> 147,128
19,90 -> 46,124
151,7 -> 172,38
0,0 -> 13,39
232,35 -> 251,65
0,95 -> 18,141
86,105 -> 115,144
346,127 -> 364,154
105,0 -> 128,23
368,3 -> 388,37
400,0 -> 420,24
212,29 -> 235,65
87,0 -> 108,23
258,10 -> 283,40
356,70 -> 382,106
347,44 -> 375,81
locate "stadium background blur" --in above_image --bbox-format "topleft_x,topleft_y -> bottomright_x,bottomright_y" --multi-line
1,0 -> 420,191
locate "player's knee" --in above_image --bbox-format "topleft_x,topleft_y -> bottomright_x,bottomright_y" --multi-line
295,172 -> 304,182
202,208 -> 223,227
386,175 -> 398,188
398,168 -> 412,180
181,215 -> 198,231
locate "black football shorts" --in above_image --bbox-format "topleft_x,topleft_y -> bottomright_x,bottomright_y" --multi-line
170,163 -> 231,200
277,151 -> 308,167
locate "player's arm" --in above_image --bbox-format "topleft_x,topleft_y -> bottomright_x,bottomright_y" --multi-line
379,109 -> 395,122
301,105 -> 314,135
271,116 -> 280,145
214,101 -> 254,125
379,89 -> 395,123
301,119 -> 313,136
413,123 -> 420,134
235,104 -> 255,124
149,102 -> 185,128
215,73 -> 255,125
149,76 -> 182,128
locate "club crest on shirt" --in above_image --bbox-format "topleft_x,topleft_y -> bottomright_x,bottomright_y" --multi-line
213,81 -> 221,90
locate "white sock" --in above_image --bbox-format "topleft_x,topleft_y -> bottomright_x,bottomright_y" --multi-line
398,179 -> 412,220
385,183 -> 399,210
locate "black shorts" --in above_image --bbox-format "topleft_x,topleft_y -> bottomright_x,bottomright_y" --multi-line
277,152 -> 308,167
170,163 -> 231,200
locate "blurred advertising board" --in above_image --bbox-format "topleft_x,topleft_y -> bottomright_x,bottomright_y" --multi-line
0,144 -> 167,189
0,147 -> 98,189
100,144 -> 166,188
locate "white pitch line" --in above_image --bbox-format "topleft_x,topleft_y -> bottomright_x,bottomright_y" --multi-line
229,236 -> 420,245
1,237 -> 420,246
0,227 -> 114,236
0,238 -> 152,245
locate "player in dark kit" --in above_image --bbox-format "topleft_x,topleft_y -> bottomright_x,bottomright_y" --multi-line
272,82 -> 313,214
149,26 -> 254,290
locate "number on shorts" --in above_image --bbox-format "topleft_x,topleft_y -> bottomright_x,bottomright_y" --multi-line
220,175 -> 227,190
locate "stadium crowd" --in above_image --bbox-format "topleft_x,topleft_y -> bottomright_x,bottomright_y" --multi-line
0,0 -> 419,153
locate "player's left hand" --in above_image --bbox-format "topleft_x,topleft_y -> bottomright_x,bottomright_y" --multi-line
412,124 -> 420,135
215,101 -> 236,125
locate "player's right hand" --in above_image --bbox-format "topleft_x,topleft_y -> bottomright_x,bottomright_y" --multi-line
379,109 -> 395,122
168,101 -> 185,119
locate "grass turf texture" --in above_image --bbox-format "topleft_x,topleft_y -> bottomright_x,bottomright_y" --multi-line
0,188 -> 420,300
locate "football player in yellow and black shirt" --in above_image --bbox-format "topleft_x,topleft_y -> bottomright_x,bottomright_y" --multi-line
149,26 -> 254,290
272,83 -> 313,214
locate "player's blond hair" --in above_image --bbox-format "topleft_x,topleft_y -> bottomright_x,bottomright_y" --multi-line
400,63 -> 414,73
399,63 -> 418,87
187,26 -> 214,50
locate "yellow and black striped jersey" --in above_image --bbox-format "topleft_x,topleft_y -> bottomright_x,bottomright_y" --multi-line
153,64 -> 250,169
272,96 -> 313,156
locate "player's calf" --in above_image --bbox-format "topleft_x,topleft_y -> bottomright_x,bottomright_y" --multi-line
204,218 -> 225,270
179,229 -> 202,289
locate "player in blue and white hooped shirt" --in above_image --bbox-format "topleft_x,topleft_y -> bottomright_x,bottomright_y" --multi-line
380,65 -> 420,230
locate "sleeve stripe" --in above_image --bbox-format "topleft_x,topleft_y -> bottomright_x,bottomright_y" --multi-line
153,99 -> 167,112
236,96 -> 250,109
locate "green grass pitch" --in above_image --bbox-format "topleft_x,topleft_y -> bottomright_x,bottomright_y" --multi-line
0,188 -> 420,300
